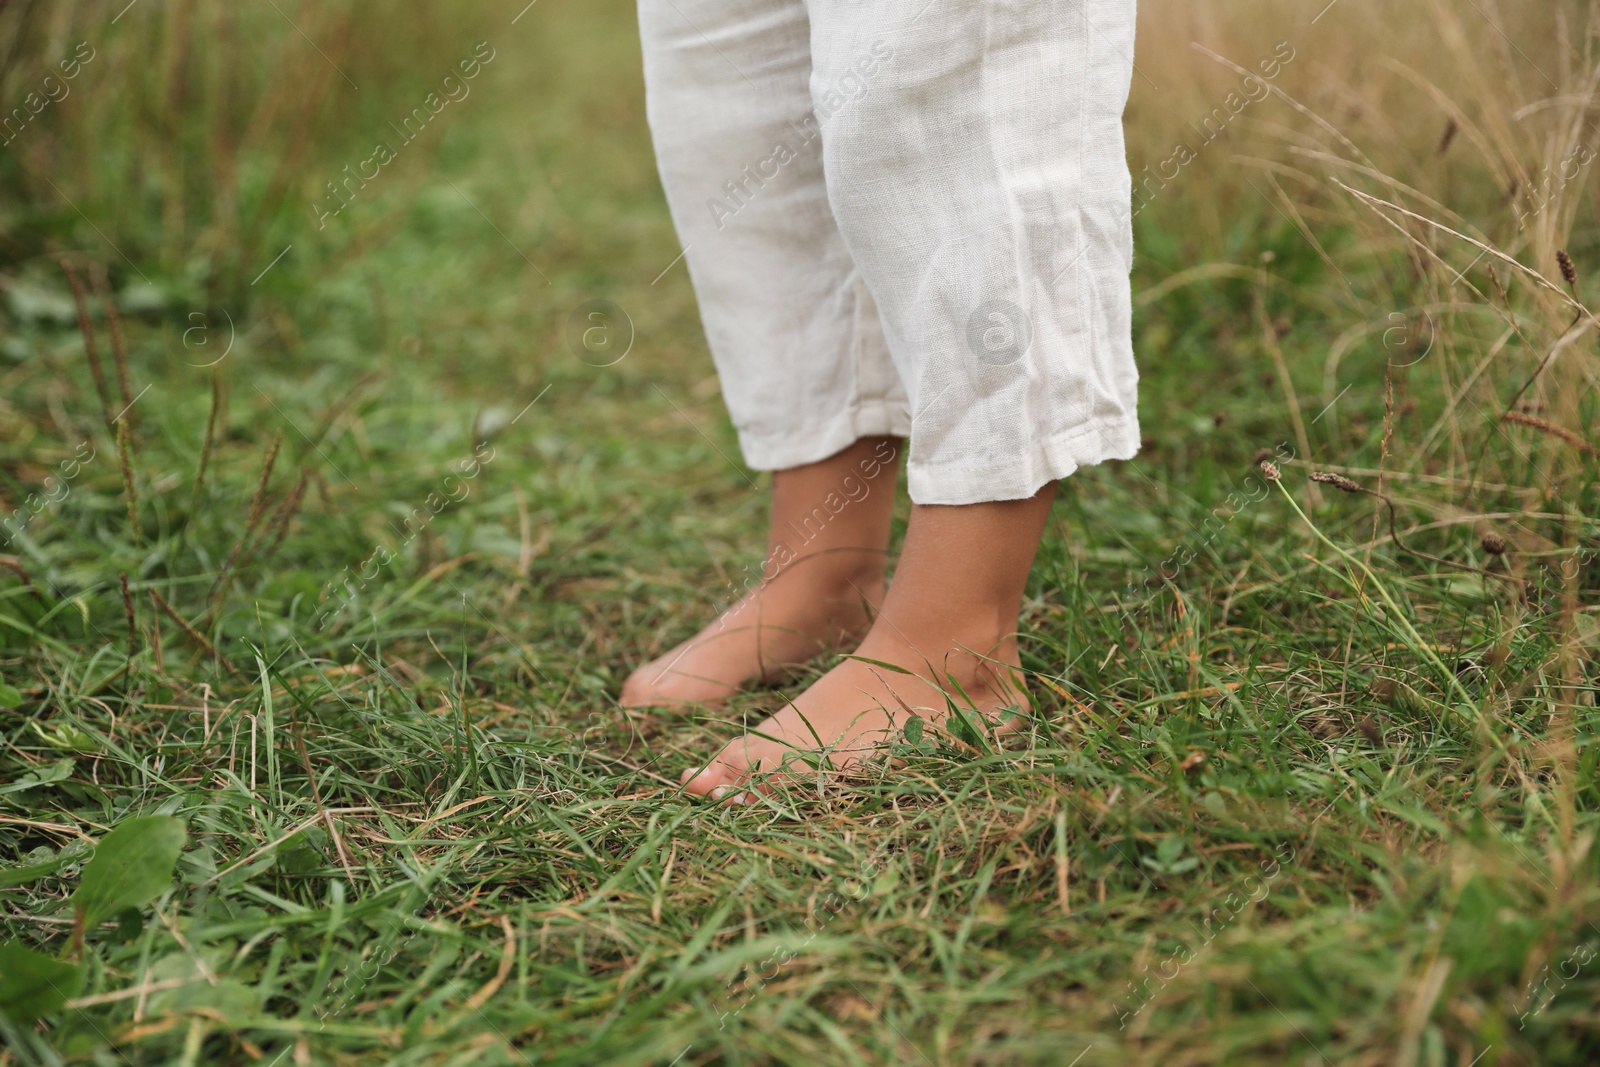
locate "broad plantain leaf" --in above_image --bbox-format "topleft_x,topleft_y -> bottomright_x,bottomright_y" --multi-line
0,942 -> 85,1024
71,815 -> 187,929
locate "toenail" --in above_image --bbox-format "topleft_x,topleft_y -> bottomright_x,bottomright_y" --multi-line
710,785 -> 729,800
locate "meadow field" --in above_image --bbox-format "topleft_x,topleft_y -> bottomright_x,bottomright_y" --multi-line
1,0 -> 1598,1063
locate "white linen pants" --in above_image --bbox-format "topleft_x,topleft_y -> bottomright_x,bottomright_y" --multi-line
639,0 -> 1141,504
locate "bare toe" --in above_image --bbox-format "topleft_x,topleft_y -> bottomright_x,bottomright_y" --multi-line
681,759 -> 744,799
673,626 -> 1028,802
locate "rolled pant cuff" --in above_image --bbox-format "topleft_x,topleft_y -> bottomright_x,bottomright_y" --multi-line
736,399 -> 913,472
906,414 -> 1141,505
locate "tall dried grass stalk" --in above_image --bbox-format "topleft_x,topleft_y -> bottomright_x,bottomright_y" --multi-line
59,259 -> 111,427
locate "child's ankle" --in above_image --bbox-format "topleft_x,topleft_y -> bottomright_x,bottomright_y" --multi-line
766,550 -> 885,598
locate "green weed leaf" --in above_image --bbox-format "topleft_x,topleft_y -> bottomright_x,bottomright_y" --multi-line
29,721 -> 98,753
0,942 -> 85,1024
903,715 -> 924,745
71,815 -> 187,929
0,758 -> 74,796
945,706 -> 994,754
0,840 -> 92,890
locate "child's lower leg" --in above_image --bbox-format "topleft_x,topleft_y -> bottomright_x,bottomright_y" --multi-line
681,480 -> 1057,800
621,436 -> 899,708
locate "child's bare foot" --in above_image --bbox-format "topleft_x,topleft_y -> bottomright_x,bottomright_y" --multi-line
679,628 -> 1028,801
621,437 -> 900,709
621,563 -> 885,708
680,484 -> 1057,800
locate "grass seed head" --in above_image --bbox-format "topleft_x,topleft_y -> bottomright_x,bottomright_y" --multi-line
1558,248 -> 1578,289
1481,532 -> 1507,555
1356,715 -> 1384,745
1436,118 -> 1457,155
1310,471 -> 1363,493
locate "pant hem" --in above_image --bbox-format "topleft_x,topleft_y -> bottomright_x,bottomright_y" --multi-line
906,414 -> 1141,505
737,400 -> 912,471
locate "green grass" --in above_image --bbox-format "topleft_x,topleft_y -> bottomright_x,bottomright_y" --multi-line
3,1 -> 1599,1064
